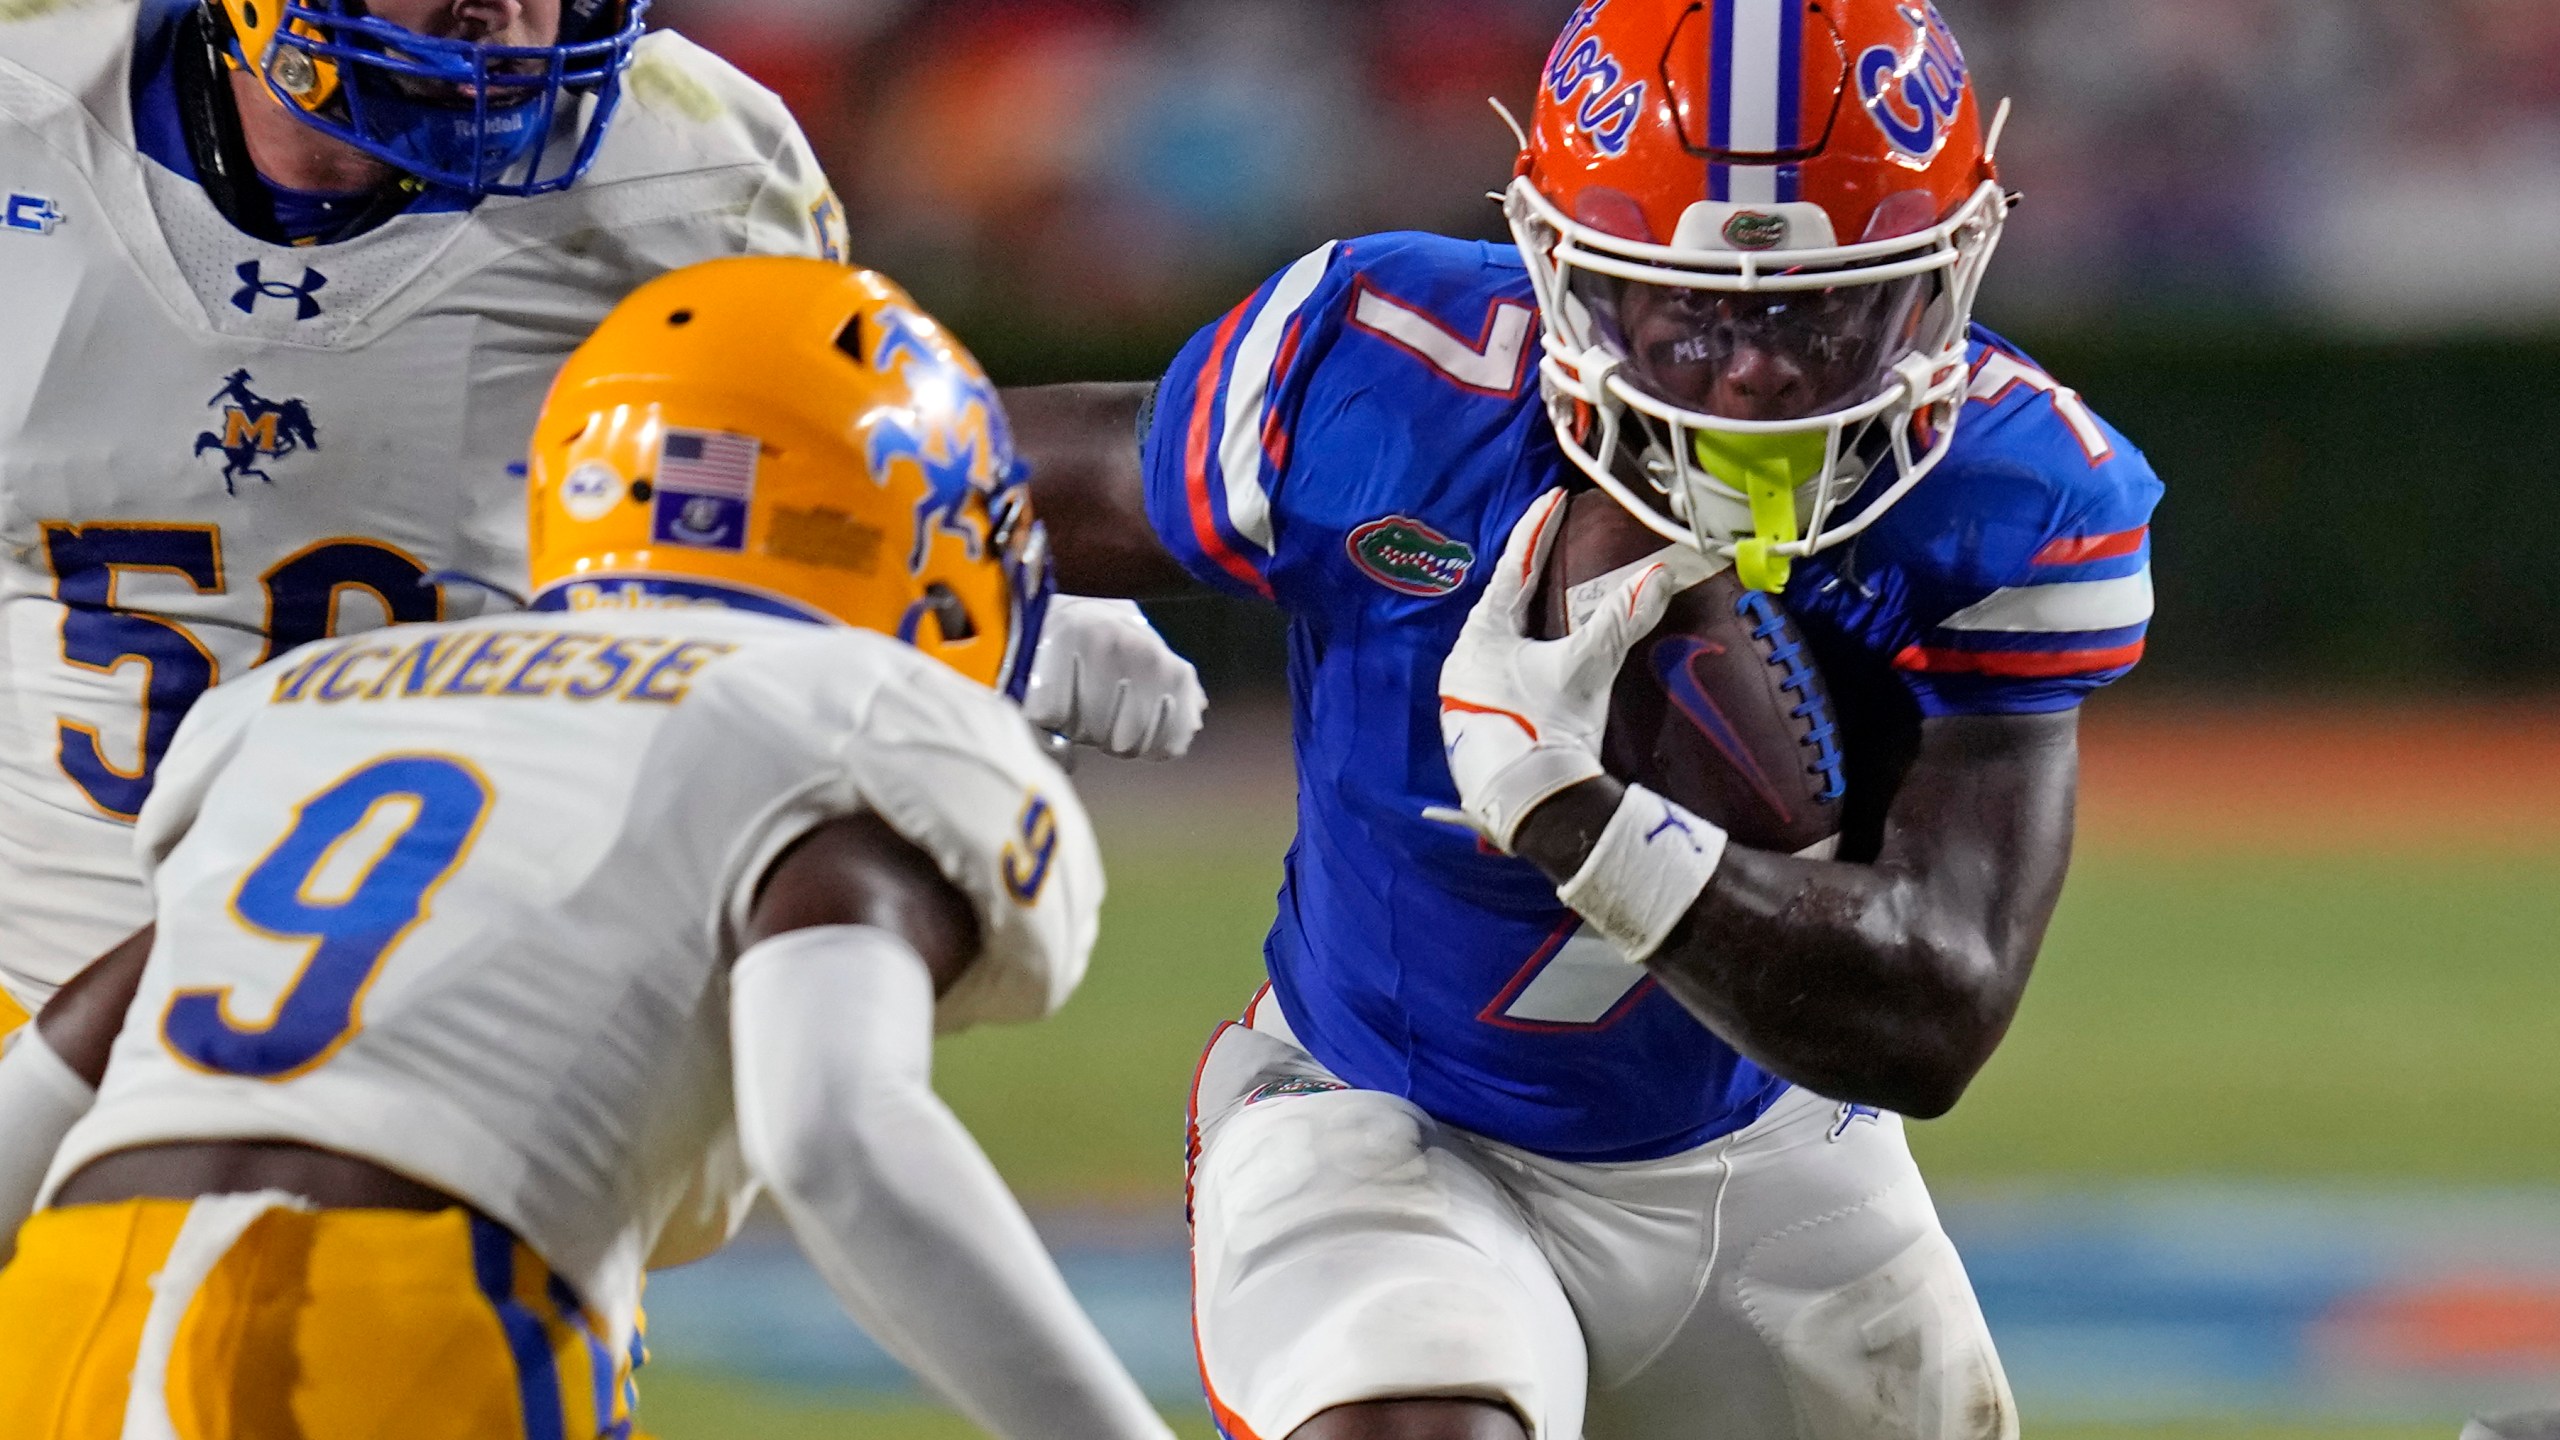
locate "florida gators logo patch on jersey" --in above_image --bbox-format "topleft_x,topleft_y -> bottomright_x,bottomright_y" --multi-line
1349,517 -> 1475,597
194,370 -> 320,494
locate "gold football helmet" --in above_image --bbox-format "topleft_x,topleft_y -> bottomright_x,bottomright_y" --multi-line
527,257 -> 1051,696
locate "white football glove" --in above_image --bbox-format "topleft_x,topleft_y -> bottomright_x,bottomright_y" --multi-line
1432,489 -> 1673,853
1025,597 -> 1208,762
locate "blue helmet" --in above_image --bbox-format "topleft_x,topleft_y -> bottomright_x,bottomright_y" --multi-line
216,0 -> 652,198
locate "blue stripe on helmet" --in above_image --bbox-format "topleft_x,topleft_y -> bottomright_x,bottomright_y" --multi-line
1776,0 -> 1803,151
1710,0 -> 1738,153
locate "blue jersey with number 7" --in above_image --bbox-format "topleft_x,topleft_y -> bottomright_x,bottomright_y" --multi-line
1142,232 -> 2163,1161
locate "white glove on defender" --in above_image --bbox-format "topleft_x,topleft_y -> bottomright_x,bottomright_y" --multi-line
1432,489 -> 1673,852
1025,598 -> 1208,761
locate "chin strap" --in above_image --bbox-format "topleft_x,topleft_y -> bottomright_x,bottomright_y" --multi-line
182,2 -> 424,247
181,3 -> 288,243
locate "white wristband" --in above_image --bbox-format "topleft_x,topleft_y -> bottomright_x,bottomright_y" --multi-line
1555,785 -> 1728,962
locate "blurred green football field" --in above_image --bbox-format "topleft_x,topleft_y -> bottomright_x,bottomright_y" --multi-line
636,1372 -> 2448,1440
646,792 -> 2560,1438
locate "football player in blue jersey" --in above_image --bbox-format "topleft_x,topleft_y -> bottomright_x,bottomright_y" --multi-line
1009,1 -> 2162,1437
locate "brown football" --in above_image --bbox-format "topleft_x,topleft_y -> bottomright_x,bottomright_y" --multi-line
1528,489 -> 1845,856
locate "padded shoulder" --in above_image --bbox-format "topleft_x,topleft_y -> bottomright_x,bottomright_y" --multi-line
0,0 -> 140,145
587,31 -> 804,183
703,632 -> 1103,1033
1844,332 -> 2164,715
574,30 -> 837,260
1893,332 -> 2163,596
1335,229 -> 1531,288
1141,230 -> 1546,602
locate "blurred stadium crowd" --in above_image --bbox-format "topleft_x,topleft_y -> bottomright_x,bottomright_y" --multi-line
656,0 -> 2560,335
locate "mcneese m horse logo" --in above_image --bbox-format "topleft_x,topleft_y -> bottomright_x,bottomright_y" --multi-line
195,370 -> 319,494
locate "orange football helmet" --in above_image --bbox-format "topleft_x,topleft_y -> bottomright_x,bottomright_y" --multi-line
1508,0 -> 2012,590
526,258 -> 1052,697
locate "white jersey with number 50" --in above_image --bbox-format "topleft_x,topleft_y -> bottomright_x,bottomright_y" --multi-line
44,606 -> 1101,1352
0,2 -> 850,1010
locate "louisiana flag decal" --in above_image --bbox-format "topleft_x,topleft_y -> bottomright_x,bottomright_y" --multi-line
652,429 -> 761,552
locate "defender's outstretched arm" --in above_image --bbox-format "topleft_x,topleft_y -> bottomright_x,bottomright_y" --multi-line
736,817 -> 1175,1440
1004,384 -> 1197,598
1515,713 -> 2077,1119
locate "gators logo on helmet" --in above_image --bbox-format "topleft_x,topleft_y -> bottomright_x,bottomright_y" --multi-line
1507,0 -> 2013,592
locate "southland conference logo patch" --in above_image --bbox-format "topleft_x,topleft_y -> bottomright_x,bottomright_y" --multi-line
3,192 -> 64,234
195,370 -> 319,494
1348,516 -> 1476,597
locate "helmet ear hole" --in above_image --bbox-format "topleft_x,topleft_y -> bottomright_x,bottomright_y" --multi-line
921,583 -> 977,643
834,316 -> 867,366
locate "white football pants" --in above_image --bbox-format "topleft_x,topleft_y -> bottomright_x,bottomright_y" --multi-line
1186,992 -> 2018,1440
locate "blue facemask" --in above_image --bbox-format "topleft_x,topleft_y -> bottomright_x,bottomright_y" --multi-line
237,0 -> 650,198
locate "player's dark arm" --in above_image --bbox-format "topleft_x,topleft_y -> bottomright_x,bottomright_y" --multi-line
1516,710 -> 2079,1119
32,925 -> 155,1087
744,813 -> 982,989
1003,383 -> 1199,598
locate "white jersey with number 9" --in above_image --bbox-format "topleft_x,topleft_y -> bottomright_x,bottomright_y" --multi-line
41,607 -> 1101,1354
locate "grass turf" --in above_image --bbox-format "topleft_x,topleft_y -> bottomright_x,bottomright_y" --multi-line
1913,848 -> 2560,1183
933,828 -> 2560,1200
646,815 -> 2557,1437
637,1370 -> 2454,1440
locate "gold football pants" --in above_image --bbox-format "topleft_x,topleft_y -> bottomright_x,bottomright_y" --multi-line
0,1197 -> 637,1439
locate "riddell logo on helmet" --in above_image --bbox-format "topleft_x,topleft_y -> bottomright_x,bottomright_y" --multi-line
1855,4 -> 1971,162
1722,212 -> 1789,250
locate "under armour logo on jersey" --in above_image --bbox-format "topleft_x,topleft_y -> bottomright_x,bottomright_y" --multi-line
3,193 -> 63,234
194,370 -> 321,494
232,261 -> 330,321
